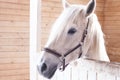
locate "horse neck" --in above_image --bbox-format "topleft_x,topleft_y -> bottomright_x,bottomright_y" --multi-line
83,14 -> 110,62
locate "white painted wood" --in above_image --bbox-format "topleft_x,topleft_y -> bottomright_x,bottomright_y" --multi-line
49,59 -> 120,80
88,71 -> 97,80
71,61 -> 80,80
63,66 -> 72,80
97,72 -> 115,80
117,77 -> 120,80
30,0 -> 41,80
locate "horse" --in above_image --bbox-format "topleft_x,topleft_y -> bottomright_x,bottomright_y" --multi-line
37,0 -> 110,79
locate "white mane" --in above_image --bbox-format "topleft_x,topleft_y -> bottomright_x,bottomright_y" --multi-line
83,14 -> 110,61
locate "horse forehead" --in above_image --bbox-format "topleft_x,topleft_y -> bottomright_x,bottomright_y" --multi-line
50,5 -> 86,37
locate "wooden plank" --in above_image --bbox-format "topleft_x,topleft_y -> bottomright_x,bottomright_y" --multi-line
105,0 -> 120,2
37,73 -> 45,80
0,32 -> 29,38
104,12 -> 120,16
0,0 -> 29,4
0,26 -> 29,29
102,0 -> 120,62
109,54 -> 120,62
104,16 -> 120,21
106,37 -> 120,42
42,1 -> 62,8
0,21 -> 29,27
96,2 -> 104,7
106,42 -> 120,49
96,0 -> 104,3
76,60 -> 88,80
106,39 -> 120,48
71,62 -> 79,80
104,26 -> 120,30
55,70 -> 64,80
88,71 -> 97,80
95,11 -> 104,16
107,47 -> 120,56
42,0 -> 60,3
97,72 -> 115,80
105,33 -> 120,39
0,74 -> 29,80
0,2 -> 29,10
42,17 -> 56,23
96,12 -> 104,17
117,77 -> 120,80
104,30 -> 120,34
0,45 -> 28,52
0,27 -> 29,32
0,38 -> 29,46
0,63 -> 29,70
0,52 -> 29,58
0,0 -> 29,80
0,69 -> 29,76
52,65 -> 72,80
0,15 -> 29,21
63,66 -> 71,80
104,21 -> 120,28
96,7 -> 103,12
42,7 -> 62,13
77,69 -> 88,80
105,1 -> 120,7
104,7 -> 120,12
0,8 -> 29,16
0,58 -> 29,64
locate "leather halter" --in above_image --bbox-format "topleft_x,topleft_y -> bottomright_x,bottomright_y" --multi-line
44,18 -> 90,71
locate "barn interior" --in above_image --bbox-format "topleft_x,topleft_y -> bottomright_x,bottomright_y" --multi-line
0,0 -> 120,80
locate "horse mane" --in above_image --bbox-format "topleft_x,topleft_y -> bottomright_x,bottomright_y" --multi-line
83,14 -> 109,61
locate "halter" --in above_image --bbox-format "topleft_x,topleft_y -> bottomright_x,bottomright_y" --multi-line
44,18 -> 90,71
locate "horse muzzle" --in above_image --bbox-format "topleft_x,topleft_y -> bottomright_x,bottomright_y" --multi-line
37,58 -> 58,79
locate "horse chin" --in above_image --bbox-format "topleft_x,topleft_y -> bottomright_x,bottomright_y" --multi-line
37,65 -> 57,79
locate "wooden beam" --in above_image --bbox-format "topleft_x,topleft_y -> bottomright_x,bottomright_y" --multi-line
30,0 -> 41,80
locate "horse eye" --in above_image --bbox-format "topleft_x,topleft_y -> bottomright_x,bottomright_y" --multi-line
68,28 -> 77,35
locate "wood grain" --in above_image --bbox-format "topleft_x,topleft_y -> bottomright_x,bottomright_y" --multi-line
0,0 -> 29,79
104,0 -> 120,62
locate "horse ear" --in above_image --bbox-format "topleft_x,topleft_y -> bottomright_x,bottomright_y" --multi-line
85,0 -> 96,17
62,0 -> 70,9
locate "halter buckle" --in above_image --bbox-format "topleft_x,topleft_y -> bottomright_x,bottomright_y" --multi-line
59,56 -> 65,71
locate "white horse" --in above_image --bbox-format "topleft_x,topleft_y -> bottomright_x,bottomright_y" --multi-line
37,0 -> 110,79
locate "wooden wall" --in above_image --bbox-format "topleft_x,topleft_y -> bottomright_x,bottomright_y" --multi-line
0,0 -> 29,80
41,0 -> 62,48
104,0 -> 120,62
41,0 -> 104,47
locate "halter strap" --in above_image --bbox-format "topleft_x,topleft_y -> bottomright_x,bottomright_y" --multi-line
44,43 -> 82,58
44,18 -> 90,71
44,48 -> 61,57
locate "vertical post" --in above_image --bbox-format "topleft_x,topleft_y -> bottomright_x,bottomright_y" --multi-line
30,0 -> 41,80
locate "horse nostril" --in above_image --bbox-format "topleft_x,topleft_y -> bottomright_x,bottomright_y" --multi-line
41,63 -> 47,73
